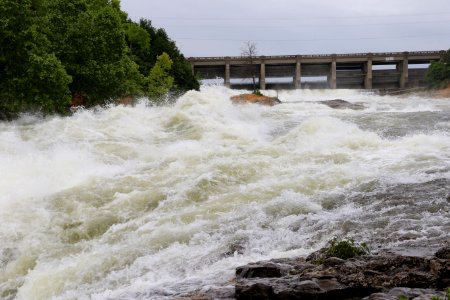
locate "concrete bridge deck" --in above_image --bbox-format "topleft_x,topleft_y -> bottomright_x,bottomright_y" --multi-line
188,51 -> 443,89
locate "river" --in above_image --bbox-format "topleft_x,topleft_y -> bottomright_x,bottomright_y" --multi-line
1,87 -> 449,299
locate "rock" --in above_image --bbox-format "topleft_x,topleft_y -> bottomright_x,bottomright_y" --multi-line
319,99 -> 365,110
223,243 -> 245,257
435,246 -> 450,259
230,94 -> 281,106
362,287 -> 448,300
176,285 -> 235,300
119,95 -> 134,106
236,261 -> 290,279
323,257 -> 346,267
70,92 -> 85,107
235,247 -> 450,299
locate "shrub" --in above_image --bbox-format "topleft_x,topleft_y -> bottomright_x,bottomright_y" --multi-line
325,238 -> 369,259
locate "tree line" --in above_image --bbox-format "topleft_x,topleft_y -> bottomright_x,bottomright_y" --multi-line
0,0 -> 199,119
426,49 -> 450,88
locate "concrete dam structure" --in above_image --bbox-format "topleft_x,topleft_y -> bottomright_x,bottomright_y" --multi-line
188,51 -> 443,90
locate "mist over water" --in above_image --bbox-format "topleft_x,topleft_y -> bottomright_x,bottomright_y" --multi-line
1,87 -> 449,299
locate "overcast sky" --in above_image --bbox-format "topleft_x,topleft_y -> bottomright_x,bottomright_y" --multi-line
120,0 -> 450,57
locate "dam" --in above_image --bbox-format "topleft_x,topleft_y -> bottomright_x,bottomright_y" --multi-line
188,51 -> 443,89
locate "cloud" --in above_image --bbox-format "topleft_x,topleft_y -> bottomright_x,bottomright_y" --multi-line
120,0 -> 450,56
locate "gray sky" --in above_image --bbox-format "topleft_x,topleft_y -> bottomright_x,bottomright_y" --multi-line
120,0 -> 450,57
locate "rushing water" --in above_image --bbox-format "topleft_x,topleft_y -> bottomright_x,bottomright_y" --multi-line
0,87 -> 449,299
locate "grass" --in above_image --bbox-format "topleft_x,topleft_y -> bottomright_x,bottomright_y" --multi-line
325,238 -> 369,260
397,288 -> 450,300
252,89 -> 263,96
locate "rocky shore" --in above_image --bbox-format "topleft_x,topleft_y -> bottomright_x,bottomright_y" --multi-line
235,246 -> 449,300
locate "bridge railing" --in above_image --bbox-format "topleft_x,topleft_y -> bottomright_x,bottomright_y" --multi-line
187,51 -> 443,62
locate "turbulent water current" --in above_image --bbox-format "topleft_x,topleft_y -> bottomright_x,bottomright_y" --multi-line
1,87 -> 449,299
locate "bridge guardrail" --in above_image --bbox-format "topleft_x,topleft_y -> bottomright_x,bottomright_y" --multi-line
187,51 -> 443,62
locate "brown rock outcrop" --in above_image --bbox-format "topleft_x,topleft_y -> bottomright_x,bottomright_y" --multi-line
230,94 -> 281,106
70,92 -> 85,107
119,95 -> 134,106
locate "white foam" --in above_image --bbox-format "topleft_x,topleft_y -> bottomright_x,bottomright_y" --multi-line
1,86 -> 449,299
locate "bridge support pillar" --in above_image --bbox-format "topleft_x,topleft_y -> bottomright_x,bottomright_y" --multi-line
224,63 -> 230,88
399,53 -> 409,88
294,60 -> 301,89
364,59 -> 373,89
260,63 -> 266,90
329,59 -> 337,89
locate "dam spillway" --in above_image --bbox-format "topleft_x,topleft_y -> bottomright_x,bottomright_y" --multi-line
188,51 -> 443,90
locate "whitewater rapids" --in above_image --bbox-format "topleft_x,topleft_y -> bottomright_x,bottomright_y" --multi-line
0,87 -> 449,299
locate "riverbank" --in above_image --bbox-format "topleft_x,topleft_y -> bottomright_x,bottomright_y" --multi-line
378,84 -> 450,98
435,84 -> 450,98
235,245 -> 450,300
179,245 -> 449,299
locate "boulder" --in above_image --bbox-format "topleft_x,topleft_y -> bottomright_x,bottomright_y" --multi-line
319,99 -> 365,110
435,246 -> 450,259
230,94 -> 281,106
70,92 -> 85,107
119,95 -> 134,106
235,246 -> 450,300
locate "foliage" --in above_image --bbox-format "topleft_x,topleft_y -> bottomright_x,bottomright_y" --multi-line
426,49 -> 450,88
398,291 -> 448,300
40,0 -> 144,105
147,53 -> 174,100
125,22 -> 151,56
0,0 -> 71,118
426,61 -> 450,88
1,0 -> 197,118
442,49 -> 450,65
137,19 -> 199,91
325,238 -> 369,260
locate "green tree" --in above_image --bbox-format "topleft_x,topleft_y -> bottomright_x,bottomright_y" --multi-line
426,49 -> 450,88
0,0 -> 71,118
1,0 -> 197,119
39,0 -> 144,106
137,19 -> 199,92
125,22 -> 151,57
147,52 -> 174,99
441,49 -> 450,64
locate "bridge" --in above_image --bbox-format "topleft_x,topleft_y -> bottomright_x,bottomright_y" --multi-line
188,51 -> 443,90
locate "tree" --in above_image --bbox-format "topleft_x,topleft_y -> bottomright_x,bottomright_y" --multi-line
0,0 -> 72,118
39,0 -> 144,106
147,52 -> 174,100
426,48 -> 450,88
0,0 -> 197,118
125,22 -> 151,57
426,61 -> 450,88
241,41 -> 259,92
441,48 -> 450,64
137,19 -> 199,92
